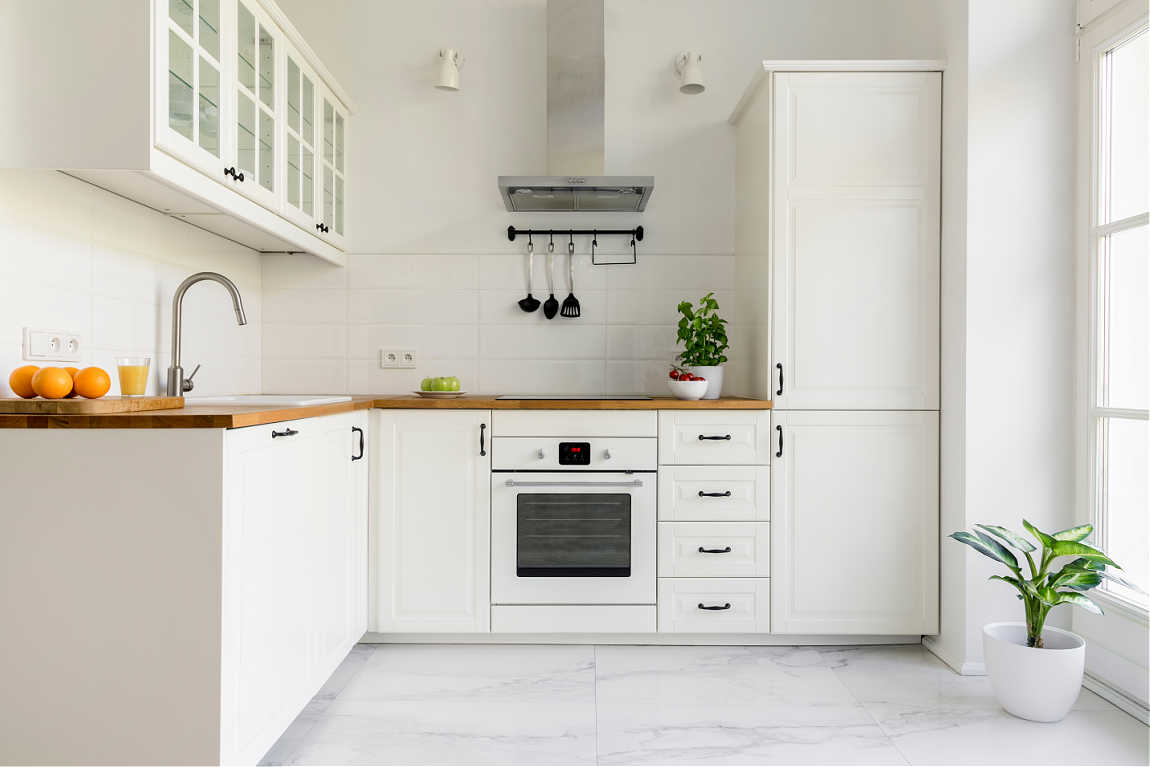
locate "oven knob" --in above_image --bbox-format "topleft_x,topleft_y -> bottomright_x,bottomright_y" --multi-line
604,449 -> 612,460
537,448 -> 546,460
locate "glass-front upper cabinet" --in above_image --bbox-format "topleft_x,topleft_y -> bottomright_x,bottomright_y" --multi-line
317,85 -> 349,247
283,43 -> 318,231
231,0 -> 279,210
156,0 -> 228,177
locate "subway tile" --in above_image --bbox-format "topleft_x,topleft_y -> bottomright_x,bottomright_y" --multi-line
348,290 -> 478,324
92,246 -> 158,302
262,359 -> 349,394
478,290 -> 607,324
347,325 -> 478,360
263,289 -> 347,324
92,296 -> 135,351
263,253 -> 349,290
478,359 -> 605,395
263,324 -> 348,359
348,254 -> 478,290
479,252 -> 606,292
479,324 -> 605,360
606,325 -> 678,361
348,358 -> 478,395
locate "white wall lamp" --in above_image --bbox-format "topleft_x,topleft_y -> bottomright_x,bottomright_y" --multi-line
675,51 -> 705,95
436,48 -> 464,91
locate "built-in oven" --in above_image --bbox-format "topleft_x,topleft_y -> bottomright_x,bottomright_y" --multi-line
491,436 -> 657,606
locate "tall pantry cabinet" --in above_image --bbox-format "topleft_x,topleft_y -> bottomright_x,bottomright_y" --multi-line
732,63 -> 942,636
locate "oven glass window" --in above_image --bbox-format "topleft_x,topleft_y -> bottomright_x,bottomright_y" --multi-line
516,493 -> 631,576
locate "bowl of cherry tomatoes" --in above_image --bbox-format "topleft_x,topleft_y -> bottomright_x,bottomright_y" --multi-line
667,367 -> 708,400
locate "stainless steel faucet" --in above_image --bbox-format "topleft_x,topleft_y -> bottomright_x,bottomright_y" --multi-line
166,272 -> 248,396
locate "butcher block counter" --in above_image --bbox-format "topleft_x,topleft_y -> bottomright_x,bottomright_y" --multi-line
0,395 -> 772,428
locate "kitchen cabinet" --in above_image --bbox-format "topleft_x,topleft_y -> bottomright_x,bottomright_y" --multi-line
658,411 -> 773,465
372,410 -> 492,633
1,0 -> 353,264
0,411 -> 368,765
769,410 -> 939,635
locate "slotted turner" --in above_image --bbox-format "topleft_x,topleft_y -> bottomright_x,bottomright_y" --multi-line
561,238 -> 581,318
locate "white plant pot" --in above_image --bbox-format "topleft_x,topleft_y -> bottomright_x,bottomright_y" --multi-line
683,365 -> 724,399
982,622 -> 1085,722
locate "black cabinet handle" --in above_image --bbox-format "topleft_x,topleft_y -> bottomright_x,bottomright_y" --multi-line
236,170 -> 245,182
271,427 -> 298,439
351,426 -> 364,460
776,425 -> 783,458
315,223 -> 330,233
776,362 -> 783,396
479,423 -> 487,456
698,434 -> 732,441
224,166 -> 235,179
698,490 -> 732,498
697,602 -> 732,611
697,546 -> 732,554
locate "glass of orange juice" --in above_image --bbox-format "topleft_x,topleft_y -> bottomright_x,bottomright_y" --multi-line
115,356 -> 151,396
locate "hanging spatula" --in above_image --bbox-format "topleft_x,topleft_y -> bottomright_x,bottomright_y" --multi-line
560,236 -> 581,318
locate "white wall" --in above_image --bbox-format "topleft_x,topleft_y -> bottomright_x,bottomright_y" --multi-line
0,171 -> 261,397
927,0 -> 1078,673
267,0 -> 945,395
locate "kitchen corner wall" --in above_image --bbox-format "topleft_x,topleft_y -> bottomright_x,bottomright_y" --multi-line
0,171 -> 261,397
266,0 -> 945,396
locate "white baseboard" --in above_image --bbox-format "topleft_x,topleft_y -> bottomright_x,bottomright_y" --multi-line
1083,672 -> 1150,725
922,635 -> 986,675
363,632 -> 923,646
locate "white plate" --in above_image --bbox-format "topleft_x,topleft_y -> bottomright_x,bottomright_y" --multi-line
412,391 -> 468,398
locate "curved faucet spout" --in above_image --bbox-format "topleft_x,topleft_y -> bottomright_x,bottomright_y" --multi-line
166,272 -> 248,396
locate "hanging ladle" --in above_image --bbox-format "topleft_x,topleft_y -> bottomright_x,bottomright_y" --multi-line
517,235 -> 540,312
542,235 -> 559,319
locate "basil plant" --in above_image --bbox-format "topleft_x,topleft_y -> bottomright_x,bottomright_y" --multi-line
950,521 -> 1140,648
675,292 -> 729,367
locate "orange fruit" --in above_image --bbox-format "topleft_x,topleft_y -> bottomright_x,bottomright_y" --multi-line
73,367 -> 111,399
31,366 -> 74,399
63,367 -> 80,397
9,365 -> 40,398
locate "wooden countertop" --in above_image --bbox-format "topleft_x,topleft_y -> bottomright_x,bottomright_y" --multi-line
0,395 -> 771,428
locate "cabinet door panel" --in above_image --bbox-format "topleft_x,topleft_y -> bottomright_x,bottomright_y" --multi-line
770,411 -> 938,635
771,72 -> 940,409
230,0 -> 279,211
373,410 -> 491,633
315,84 -> 348,248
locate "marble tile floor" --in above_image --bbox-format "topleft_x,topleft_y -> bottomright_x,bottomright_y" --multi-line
262,643 -> 1149,766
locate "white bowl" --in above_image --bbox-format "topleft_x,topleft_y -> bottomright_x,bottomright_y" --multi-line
667,378 -> 708,400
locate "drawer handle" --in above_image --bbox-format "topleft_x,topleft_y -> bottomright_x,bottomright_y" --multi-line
698,434 -> 731,441
776,425 -> 783,458
697,546 -> 732,554
697,602 -> 732,611
698,490 -> 732,497
351,426 -> 364,460
271,427 -> 298,439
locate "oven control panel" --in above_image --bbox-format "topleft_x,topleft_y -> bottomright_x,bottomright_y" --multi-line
558,441 -> 591,465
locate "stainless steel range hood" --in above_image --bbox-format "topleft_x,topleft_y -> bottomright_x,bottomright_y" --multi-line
498,0 -> 653,213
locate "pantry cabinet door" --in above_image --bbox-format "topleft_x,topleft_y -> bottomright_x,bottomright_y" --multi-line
373,410 -> 491,633
155,0 -> 231,179
770,410 -> 938,635
770,72 -> 940,410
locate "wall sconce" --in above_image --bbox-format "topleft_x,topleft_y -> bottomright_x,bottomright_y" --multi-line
436,48 -> 463,91
675,51 -> 705,95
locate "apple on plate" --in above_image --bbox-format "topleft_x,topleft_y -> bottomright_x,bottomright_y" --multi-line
420,377 -> 434,391
445,376 -> 461,391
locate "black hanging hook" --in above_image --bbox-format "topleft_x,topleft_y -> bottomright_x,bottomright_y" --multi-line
591,230 -> 598,258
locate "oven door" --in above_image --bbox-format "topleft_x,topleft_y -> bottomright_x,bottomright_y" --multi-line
491,472 -> 656,605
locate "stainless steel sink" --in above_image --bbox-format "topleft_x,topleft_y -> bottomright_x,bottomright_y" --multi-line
186,395 -> 353,407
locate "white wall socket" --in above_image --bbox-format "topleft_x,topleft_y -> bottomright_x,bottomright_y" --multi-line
379,349 -> 418,369
23,328 -> 82,362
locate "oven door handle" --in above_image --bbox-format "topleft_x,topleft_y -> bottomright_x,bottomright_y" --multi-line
503,479 -> 644,488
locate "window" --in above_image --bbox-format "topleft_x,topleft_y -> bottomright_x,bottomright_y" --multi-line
1084,20 -> 1148,609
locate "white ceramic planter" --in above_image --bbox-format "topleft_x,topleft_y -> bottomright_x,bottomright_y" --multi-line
683,365 -> 724,399
982,622 -> 1085,722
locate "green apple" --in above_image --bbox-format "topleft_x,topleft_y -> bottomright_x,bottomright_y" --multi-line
445,376 -> 461,392
420,377 -> 434,391
431,377 -> 451,391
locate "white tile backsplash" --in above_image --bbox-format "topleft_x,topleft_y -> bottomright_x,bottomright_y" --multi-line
0,171 -> 261,397
262,252 -> 737,395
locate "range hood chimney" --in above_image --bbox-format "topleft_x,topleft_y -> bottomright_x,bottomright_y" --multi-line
498,0 -> 653,212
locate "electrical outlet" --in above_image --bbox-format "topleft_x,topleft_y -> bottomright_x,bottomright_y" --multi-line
379,349 -> 400,369
23,328 -> 82,362
398,350 -> 417,369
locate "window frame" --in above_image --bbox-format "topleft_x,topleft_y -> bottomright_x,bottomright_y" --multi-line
1075,1 -> 1149,617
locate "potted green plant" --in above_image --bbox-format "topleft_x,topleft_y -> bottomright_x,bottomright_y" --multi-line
949,520 -> 1141,722
675,292 -> 729,399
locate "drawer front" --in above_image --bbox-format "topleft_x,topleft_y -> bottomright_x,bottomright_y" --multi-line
494,410 -> 657,437
658,411 -> 772,465
658,466 -> 770,521
657,578 -> 770,633
658,522 -> 770,577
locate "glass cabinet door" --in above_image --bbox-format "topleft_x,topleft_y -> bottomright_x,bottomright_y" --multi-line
158,0 -> 225,175
318,89 -> 348,243
284,47 -> 318,229
232,0 -> 278,208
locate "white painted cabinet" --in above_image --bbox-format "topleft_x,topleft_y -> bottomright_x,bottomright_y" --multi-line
1,0 -> 352,263
220,411 -> 367,764
769,410 -> 938,635
372,410 -> 492,633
